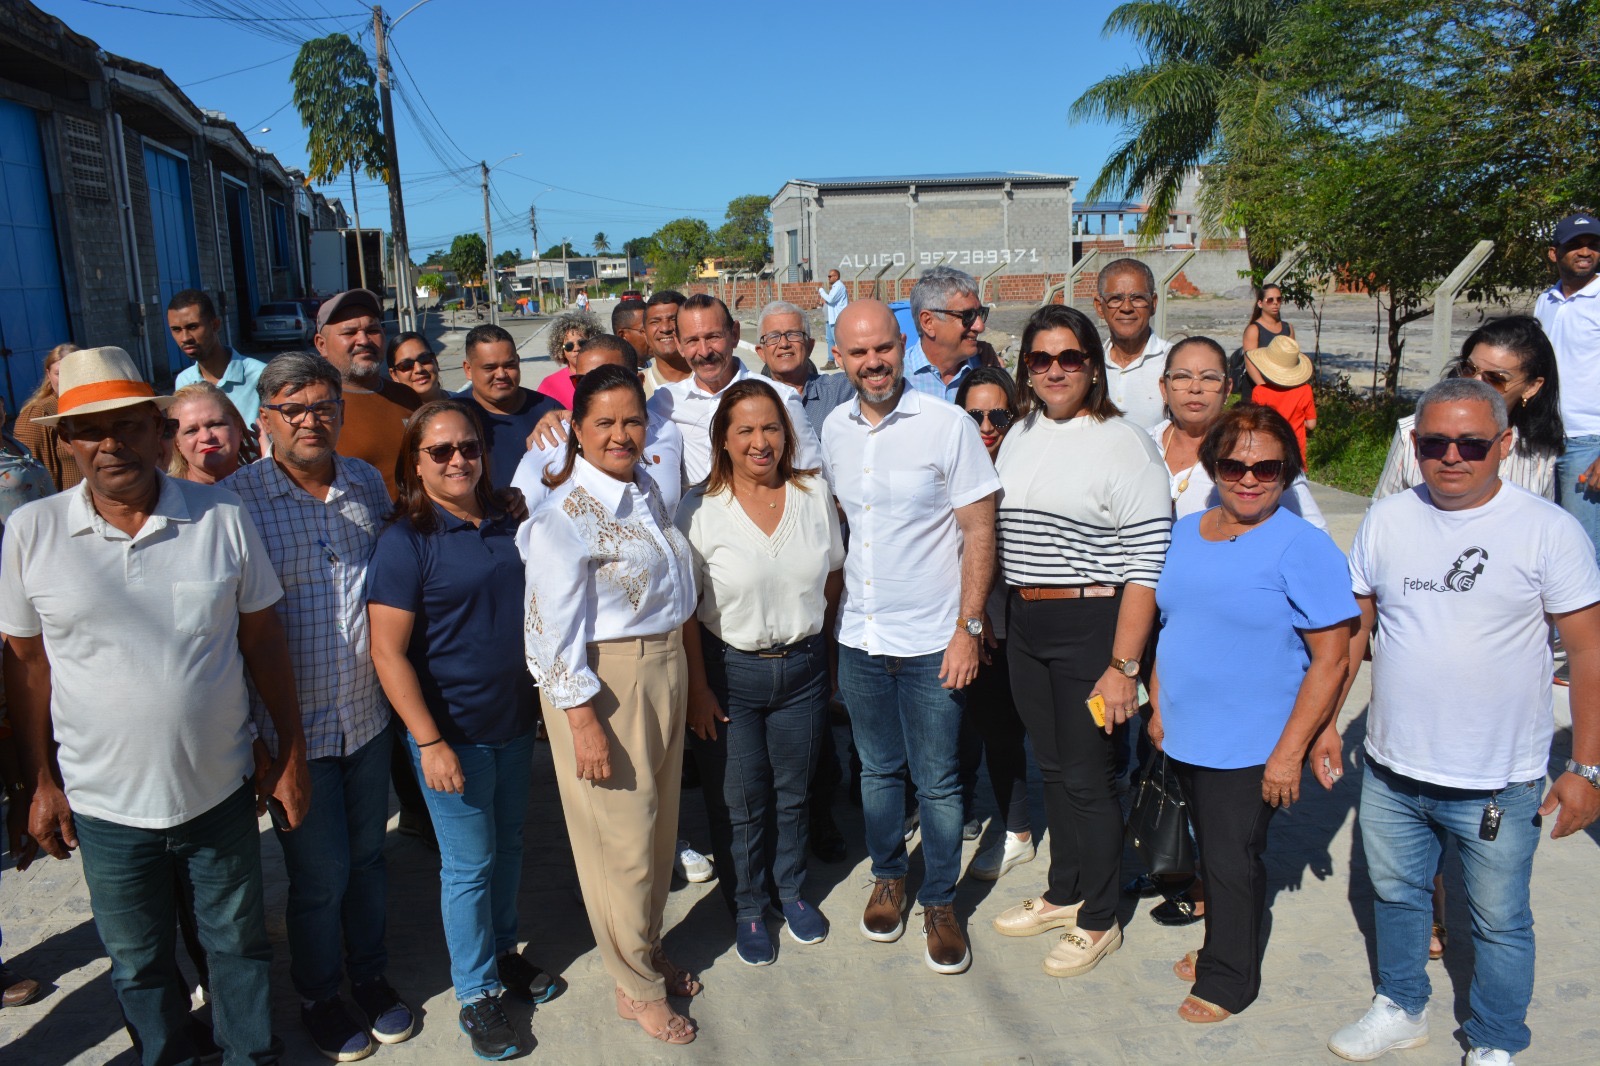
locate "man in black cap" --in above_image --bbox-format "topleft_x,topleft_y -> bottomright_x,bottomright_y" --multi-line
1536,214 -> 1600,565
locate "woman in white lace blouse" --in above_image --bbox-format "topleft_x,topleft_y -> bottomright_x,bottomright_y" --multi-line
521,364 -> 700,1046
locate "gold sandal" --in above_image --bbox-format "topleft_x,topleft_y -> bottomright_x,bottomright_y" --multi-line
615,987 -> 696,1044
1178,995 -> 1231,1023
1173,951 -> 1198,982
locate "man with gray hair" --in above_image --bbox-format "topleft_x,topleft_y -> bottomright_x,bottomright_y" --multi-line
223,352 -> 417,1061
1093,257 -> 1171,429
755,299 -> 855,436
1315,377 -> 1600,1066
905,265 -> 993,403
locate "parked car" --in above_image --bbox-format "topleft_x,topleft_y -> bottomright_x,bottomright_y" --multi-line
619,290 -> 645,303
252,302 -> 315,347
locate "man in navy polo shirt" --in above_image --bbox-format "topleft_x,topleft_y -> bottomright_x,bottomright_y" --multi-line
455,324 -> 560,491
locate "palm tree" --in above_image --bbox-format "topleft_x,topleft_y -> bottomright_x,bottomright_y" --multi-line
1069,0 -> 1296,269
592,232 -> 610,255
291,34 -> 386,289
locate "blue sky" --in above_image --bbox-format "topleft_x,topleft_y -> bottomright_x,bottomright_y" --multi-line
40,0 -> 1144,259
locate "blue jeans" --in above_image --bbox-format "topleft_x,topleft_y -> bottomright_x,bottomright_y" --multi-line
1557,435 -> 1600,564
275,726 -> 393,1002
824,322 -> 836,362
1360,759 -> 1543,1054
76,783 -> 276,1065
703,632 -> 829,921
407,729 -> 535,1001
837,645 -> 966,905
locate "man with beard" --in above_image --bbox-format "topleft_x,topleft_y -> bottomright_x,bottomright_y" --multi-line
312,289 -> 421,498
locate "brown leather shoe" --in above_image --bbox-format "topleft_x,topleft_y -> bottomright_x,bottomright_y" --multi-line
859,877 -> 906,942
921,905 -> 970,974
1,968 -> 42,1008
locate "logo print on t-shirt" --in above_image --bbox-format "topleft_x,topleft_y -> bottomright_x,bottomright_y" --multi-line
1443,546 -> 1489,592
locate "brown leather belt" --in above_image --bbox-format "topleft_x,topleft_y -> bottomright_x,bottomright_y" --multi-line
1016,585 -> 1119,601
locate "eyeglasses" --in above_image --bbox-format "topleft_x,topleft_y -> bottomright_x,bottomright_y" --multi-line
418,439 -> 484,464
1215,458 -> 1285,483
1164,370 -> 1227,390
262,400 -> 344,425
966,407 -> 1014,430
1023,349 -> 1091,375
1457,359 -> 1519,390
758,329 -> 809,346
1099,292 -> 1153,310
1414,434 -> 1496,461
930,305 -> 992,329
392,353 -> 437,373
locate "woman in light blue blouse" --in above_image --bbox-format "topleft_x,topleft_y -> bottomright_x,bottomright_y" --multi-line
1149,404 -> 1357,1024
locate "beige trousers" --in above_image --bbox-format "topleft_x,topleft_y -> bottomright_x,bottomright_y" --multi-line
541,630 -> 687,1002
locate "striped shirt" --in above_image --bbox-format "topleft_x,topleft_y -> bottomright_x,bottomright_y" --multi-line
995,413 -> 1172,589
223,455 -> 391,760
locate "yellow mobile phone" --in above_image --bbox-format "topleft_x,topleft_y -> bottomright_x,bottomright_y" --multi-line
1086,682 -> 1151,728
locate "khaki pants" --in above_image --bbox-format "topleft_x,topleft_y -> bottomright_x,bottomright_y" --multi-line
541,630 -> 687,1001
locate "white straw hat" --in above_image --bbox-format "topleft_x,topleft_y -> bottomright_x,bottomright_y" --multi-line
1245,335 -> 1313,388
31,346 -> 176,426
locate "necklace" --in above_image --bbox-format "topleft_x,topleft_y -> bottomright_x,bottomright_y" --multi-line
1162,425 -> 1200,498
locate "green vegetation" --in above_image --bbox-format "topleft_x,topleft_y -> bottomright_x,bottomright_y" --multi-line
1305,377 -> 1410,496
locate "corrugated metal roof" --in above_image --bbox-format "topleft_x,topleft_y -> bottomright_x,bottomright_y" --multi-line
789,171 -> 1076,189
1075,200 -> 1147,212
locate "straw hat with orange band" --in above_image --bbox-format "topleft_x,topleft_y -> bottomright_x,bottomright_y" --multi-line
30,346 -> 177,426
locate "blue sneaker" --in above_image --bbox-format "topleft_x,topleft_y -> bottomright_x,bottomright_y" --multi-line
783,899 -> 829,945
350,977 -> 415,1045
734,919 -> 775,966
301,997 -> 374,1062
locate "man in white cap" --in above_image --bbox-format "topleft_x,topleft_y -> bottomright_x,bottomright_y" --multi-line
0,346 -> 308,1064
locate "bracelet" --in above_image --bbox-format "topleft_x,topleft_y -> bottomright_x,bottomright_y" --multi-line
416,737 -> 445,748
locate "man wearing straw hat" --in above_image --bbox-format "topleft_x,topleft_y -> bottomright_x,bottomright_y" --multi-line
0,346 -> 309,1065
1245,334 -> 1318,461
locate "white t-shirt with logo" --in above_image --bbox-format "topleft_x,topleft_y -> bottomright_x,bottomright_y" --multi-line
1350,482 -> 1600,789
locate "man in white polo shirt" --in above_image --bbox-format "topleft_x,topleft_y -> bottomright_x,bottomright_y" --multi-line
1535,212 -> 1600,566
646,293 -> 821,486
0,347 -> 308,1065
1094,257 -> 1172,430
822,299 -> 999,976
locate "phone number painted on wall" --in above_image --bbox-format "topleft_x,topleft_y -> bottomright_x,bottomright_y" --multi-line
837,249 -> 1041,269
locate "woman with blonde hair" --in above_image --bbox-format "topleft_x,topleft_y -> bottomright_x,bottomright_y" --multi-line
166,382 -> 251,484
15,342 -> 82,490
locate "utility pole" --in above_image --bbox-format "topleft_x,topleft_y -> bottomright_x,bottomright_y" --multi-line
561,237 -> 569,308
529,204 -> 539,312
482,160 -> 497,326
372,5 -> 414,330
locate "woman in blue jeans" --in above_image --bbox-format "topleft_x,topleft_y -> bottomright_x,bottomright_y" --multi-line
676,380 -> 845,966
367,400 -> 557,1061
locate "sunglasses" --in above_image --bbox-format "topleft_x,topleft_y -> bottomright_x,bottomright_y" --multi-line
930,305 -> 992,329
562,341 -> 580,352
419,439 -> 484,464
1457,360 -> 1518,390
392,353 -> 437,373
1414,434 -> 1496,461
966,407 -> 1014,430
1023,349 -> 1091,375
1215,458 -> 1285,483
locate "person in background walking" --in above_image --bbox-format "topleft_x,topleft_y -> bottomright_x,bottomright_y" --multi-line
15,342 -> 82,492
818,269 -> 848,368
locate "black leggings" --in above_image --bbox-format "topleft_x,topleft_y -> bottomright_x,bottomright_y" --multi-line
966,639 -> 1031,834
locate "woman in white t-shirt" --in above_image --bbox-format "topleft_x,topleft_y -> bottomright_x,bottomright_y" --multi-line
675,379 -> 844,968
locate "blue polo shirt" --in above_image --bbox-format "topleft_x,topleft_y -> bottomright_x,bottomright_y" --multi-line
365,506 -> 536,745
457,387 -> 562,493
175,349 -> 268,428
903,338 -> 979,404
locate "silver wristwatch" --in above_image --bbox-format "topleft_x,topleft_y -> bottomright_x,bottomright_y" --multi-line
957,617 -> 984,638
1565,759 -> 1600,789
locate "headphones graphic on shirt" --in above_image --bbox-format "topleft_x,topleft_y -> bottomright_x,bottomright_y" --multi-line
1443,546 -> 1488,592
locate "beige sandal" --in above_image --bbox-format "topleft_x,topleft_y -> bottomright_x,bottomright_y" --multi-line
1429,922 -> 1447,960
650,945 -> 703,998
1178,995 -> 1231,1023
615,986 -> 696,1044
1173,951 -> 1198,982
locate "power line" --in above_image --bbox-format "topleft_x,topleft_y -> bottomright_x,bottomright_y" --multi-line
388,39 -> 476,166
74,0 -> 361,18
180,49 -> 297,87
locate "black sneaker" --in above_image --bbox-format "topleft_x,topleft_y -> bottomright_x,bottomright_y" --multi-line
459,995 -> 522,1060
350,977 -> 415,1045
301,997 -> 374,1062
496,953 -> 562,1005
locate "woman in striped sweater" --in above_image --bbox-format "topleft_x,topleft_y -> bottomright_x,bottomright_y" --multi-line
989,304 -> 1172,980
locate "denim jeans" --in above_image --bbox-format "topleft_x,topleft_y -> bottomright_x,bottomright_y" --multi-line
76,784 -> 276,1065
275,726 -> 393,1002
702,632 -> 829,921
837,645 -> 966,905
407,729 -> 535,1001
1556,435 -> 1600,564
1360,759 -> 1543,1054
824,322 -> 836,362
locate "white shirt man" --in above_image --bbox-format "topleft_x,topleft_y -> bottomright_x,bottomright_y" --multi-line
1095,259 -> 1171,430
818,269 -> 849,362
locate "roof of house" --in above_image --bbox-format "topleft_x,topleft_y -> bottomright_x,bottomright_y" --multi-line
778,171 -> 1077,193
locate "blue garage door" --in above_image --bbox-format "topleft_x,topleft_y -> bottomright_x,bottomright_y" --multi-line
0,100 -> 71,412
143,143 -> 201,377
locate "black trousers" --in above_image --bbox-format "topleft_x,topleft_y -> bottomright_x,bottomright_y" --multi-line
1006,593 -> 1122,931
967,638 -> 1031,834
1170,758 -> 1277,1014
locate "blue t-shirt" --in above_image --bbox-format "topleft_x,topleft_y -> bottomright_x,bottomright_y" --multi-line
1155,509 -> 1357,769
365,507 -> 537,745
459,388 -> 561,493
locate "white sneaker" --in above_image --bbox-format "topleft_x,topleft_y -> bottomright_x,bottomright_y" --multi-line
1466,1050 -> 1514,1066
968,831 -> 1036,881
673,840 -> 713,883
1328,994 -> 1429,1061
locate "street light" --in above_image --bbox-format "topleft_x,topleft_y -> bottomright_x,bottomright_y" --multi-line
481,152 -> 521,325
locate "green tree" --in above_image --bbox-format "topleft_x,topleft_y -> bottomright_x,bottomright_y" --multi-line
417,272 -> 446,304
645,219 -> 713,288
712,195 -> 772,274
541,242 -> 580,259
447,233 -> 486,304
1069,0 -> 1296,268
592,232 -> 611,255
494,248 -> 521,269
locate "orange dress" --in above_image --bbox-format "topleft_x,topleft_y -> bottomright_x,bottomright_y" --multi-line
1251,382 -> 1316,461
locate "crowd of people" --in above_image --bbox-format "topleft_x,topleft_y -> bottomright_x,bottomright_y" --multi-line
0,216 -> 1597,1066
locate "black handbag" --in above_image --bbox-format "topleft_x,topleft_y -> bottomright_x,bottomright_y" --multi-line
1126,753 -> 1195,879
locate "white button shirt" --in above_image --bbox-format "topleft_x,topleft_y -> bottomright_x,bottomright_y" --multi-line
1535,276 -> 1600,436
521,457 -> 696,709
1101,332 -> 1172,431
822,385 -> 1000,657
647,360 -> 823,486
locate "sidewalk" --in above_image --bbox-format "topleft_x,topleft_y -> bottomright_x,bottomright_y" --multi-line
2,493 -> 1594,1065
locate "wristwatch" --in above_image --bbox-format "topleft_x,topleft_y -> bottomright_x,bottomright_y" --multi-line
957,617 -> 984,638
1111,656 -> 1140,678
1565,758 -> 1600,789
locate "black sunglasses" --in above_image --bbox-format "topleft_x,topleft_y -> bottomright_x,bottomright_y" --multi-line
1023,349 -> 1091,375
392,352 -> 437,373
1215,458 -> 1285,483
966,407 -> 1014,430
931,305 -> 992,329
1414,434 -> 1496,462
419,439 -> 483,464
562,341 -> 580,352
